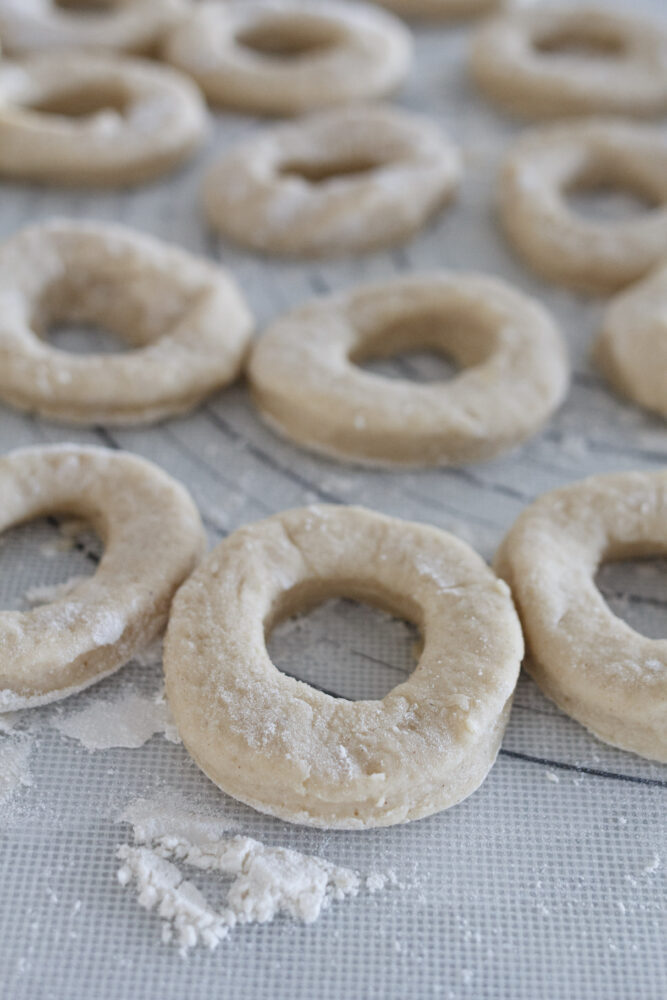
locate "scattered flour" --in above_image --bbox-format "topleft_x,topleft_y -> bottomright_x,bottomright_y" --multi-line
53,689 -> 180,750
116,794 -> 387,954
23,575 -> 89,607
0,738 -> 32,805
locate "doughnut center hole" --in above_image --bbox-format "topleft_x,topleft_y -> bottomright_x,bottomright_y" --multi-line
351,309 -> 495,383
47,321 -> 131,355
0,516 -> 101,612
566,170 -> 659,223
29,85 -> 128,118
268,596 -> 421,701
54,0 -> 115,11
280,155 -> 383,185
533,27 -> 625,58
596,556 -> 666,640
236,18 -> 341,59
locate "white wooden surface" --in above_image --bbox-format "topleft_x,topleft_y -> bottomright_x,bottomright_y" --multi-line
0,4 -> 666,999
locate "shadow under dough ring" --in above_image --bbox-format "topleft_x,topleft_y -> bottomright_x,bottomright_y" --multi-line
470,5 -> 667,118
495,471 -> 667,762
164,505 -> 523,829
594,261 -> 667,420
0,444 -> 206,711
499,119 -> 667,293
247,273 -> 569,466
0,51 -> 207,186
202,106 -> 461,256
162,0 -> 412,116
0,0 -> 187,55
0,219 -> 253,426
373,0 -> 508,20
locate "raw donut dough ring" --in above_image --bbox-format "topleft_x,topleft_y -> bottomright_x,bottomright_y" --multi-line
470,5 -> 667,119
495,471 -> 667,763
164,505 -> 523,829
594,261 -> 667,420
0,0 -> 187,55
0,51 -> 207,186
162,0 -> 412,116
0,219 -> 253,426
202,106 -> 461,257
498,119 -> 667,294
0,444 -> 206,711
247,273 -> 569,466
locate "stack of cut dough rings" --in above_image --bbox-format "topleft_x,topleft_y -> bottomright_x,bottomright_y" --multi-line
0,0 -> 664,832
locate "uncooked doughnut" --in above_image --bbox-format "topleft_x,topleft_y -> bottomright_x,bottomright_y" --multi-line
163,0 -> 412,116
247,273 -> 569,466
594,261 -> 667,420
498,119 -> 667,293
470,5 -> 667,119
0,0 -> 186,55
0,219 -> 253,426
0,52 -> 207,186
0,444 -> 205,711
202,105 -> 461,257
164,504 -> 523,829
495,471 -> 667,762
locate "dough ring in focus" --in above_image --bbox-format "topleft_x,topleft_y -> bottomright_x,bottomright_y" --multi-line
0,444 -> 205,711
0,219 -> 253,426
164,505 -> 523,829
202,106 -> 461,257
470,5 -> 667,118
0,0 -> 187,55
373,0 -> 511,20
594,262 -> 667,421
0,52 -> 207,186
495,471 -> 667,762
498,119 -> 667,293
247,273 -> 569,466
163,0 -> 412,116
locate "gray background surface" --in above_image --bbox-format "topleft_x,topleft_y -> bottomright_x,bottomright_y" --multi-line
0,2 -> 666,998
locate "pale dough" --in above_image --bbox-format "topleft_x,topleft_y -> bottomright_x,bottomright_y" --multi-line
594,261 -> 667,420
498,119 -> 667,294
0,0 -> 187,55
247,272 -> 569,466
495,471 -> 667,762
0,219 -> 254,426
0,444 -> 206,711
164,504 -> 523,829
470,5 -> 667,119
163,0 -> 412,116
0,51 -> 207,186
202,105 -> 461,257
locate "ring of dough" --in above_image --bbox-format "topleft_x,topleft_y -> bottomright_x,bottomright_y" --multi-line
0,219 -> 253,426
0,52 -> 207,186
470,6 -> 667,118
202,106 -> 461,257
0,444 -> 206,711
0,0 -> 186,55
164,505 -> 523,829
162,0 -> 412,116
498,119 -> 667,294
247,273 -> 569,466
594,261 -> 667,421
495,471 -> 667,762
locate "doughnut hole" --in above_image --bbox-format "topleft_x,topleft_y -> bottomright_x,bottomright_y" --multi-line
54,0 -> 115,10
564,159 -> 661,223
27,83 -> 129,118
596,556 -> 666,641
532,24 -> 626,59
236,16 -> 343,59
266,586 -> 421,701
350,307 -> 493,386
32,265 -> 200,355
279,155 -> 385,184
0,515 -> 101,612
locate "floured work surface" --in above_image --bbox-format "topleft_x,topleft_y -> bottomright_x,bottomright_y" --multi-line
0,6 -> 666,999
